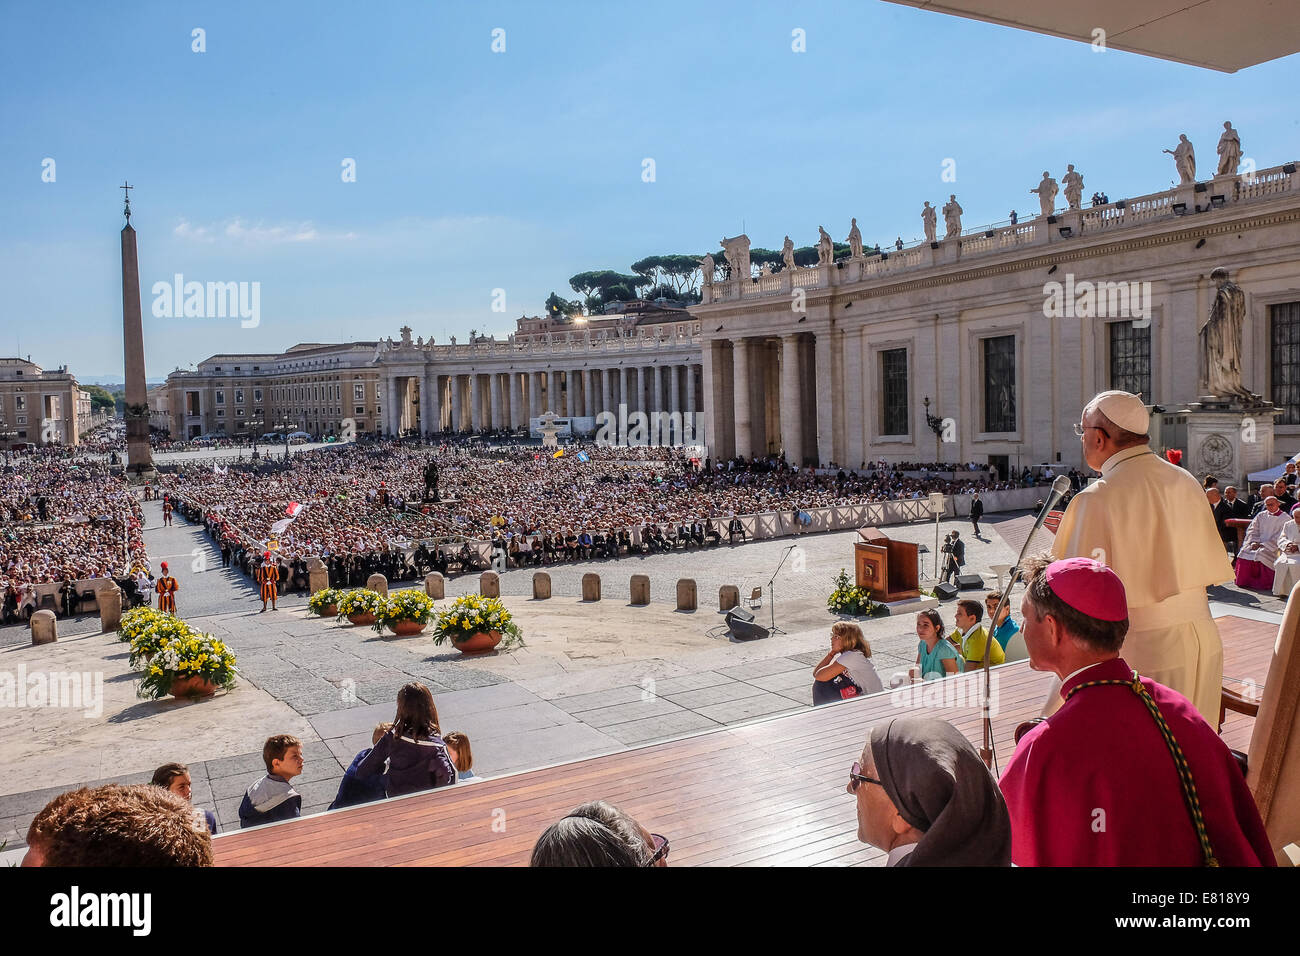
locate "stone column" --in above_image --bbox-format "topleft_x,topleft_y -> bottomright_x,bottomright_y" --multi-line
842,328 -> 865,469
686,364 -> 697,415
419,373 -> 433,437
635,366 -> 646,413
652,365 -> 663,414
468,374 -> 481,431
583,369 -> 594,417
386,376 -> 399,436
548,370 -> 562,413
814,331 -> 836,466
489,373 -> 503,429
601,368 -> 613,416
670,364 -> 681,414
431,375 -> 444,433
781,334 -> 804,466
529,371 -> 542,421
450,375 -> 463,432
509,371 -> 523,431
567,371 -> 579,417
620,366 -> 631,415
733,340 -> 752,459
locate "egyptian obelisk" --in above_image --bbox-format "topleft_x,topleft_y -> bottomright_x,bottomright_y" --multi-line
120,183 -> 154,479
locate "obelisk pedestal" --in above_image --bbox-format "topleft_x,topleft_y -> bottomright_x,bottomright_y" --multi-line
121,198 -> 155,483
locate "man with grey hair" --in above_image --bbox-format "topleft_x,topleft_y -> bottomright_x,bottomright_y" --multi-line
1049,390 -> 1234,724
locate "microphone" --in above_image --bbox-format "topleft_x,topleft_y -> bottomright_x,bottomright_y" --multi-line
977,473 -> 1072,770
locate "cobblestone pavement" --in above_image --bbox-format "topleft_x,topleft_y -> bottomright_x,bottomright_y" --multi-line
0,498 -> 1279,852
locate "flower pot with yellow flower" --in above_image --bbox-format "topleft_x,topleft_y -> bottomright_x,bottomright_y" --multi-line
138,632 -> 238,700
431,595 -> 524,655
336,588 -> 385,626
374,589 -> 435,637
308,587 -> 343,618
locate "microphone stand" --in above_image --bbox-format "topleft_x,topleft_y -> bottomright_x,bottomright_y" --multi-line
767,544 -> 797,635
979,475 -> 1072,773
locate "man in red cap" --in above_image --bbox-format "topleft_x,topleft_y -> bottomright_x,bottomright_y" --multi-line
999,554 -> 1274,866
156,561 -> 179,615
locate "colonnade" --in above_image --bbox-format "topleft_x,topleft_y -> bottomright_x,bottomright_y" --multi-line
381,362 -> 703,436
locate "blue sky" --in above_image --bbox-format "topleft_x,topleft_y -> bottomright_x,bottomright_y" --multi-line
3,0 -> 1298,380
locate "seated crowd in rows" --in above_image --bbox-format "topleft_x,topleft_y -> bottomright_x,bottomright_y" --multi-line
156,442 -> 1024,586
1,452 -> 148,618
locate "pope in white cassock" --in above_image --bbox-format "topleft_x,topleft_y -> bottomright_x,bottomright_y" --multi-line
1272,503 -> 1300,596
1049,391 -> 1234,725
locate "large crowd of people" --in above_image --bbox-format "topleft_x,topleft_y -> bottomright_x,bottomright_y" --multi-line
156,441 -> 1031,591
1,450 -> 147,618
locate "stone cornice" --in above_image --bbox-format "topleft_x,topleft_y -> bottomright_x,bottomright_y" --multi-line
694,202 -> 1300,325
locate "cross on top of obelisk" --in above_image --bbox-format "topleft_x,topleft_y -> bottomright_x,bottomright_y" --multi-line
121,181 -> 133,223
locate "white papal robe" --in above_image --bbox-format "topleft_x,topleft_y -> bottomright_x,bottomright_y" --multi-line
1272,520 -> 1300,596
1049,444 -> 1235,725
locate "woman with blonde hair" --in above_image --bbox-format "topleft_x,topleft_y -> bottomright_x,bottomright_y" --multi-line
812,621 -> 883,705
443,731 -> 480,783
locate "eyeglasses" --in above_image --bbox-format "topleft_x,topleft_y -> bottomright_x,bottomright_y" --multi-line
646,833 -> 669,865
1072,422 -> 1110,439
848,761 -> 884,793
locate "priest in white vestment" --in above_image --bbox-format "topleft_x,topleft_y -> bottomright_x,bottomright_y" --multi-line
1049,391 -> 1234,725
1236,497 -> 1289,591
1272,503 -> 1300,597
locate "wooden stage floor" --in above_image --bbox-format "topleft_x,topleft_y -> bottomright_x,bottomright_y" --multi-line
213,614 -> 1275,867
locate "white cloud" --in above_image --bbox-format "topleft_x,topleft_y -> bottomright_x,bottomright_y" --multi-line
173,217 -> 357,244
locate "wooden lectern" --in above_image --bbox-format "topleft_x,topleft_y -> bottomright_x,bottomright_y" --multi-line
855,527 -> 920,602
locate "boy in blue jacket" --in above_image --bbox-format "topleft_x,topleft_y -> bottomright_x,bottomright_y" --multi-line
238,734 -> 304,829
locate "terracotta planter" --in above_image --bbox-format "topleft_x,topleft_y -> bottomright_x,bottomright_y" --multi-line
170,675 -> 218,699
317,604 -> 338,617
453,630 -> 501,654
389,619 -> 427,637
347,612 -> 377,626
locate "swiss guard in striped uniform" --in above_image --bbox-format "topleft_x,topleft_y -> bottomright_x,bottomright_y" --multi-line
257,553 -> 280,613
999,556 -> 1274,866
156,562 -> 179,615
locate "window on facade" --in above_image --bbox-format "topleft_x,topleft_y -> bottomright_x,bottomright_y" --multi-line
1271,302 -> 1300,425
983,335 -> 1017,433
215,391 -> 225,405
217,409 -> 225,417
880,348 -> 909,436
1109,321 -> 1151,398
254,389 -> 263,403
355,406 -> 364,415
235,390 -> 244,405
354,384 -> 365,401
15,396 -> 25,410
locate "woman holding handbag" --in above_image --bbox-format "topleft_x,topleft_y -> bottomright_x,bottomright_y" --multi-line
812,622 -> 883,705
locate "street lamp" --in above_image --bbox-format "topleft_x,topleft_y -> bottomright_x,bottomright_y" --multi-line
246,416 -> 265,458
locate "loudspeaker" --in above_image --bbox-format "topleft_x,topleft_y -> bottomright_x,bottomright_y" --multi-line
934,582 -> 959,600
725,606 -> 755,625
728,617 -> 770,641
956,573 -> 985,591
